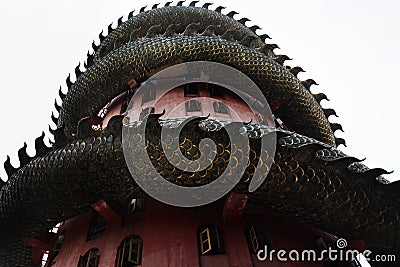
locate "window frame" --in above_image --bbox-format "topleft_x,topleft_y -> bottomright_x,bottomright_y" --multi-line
78,248 -> 101,267
245,225 -> 272,254
127,198 -> 146,214
115,235 -> 143,267
185,99 -> 202,112
198,225 -> 225,256
213,101 -> 229,114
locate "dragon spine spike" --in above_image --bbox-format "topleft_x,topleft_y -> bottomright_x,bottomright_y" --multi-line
189,1 -> 199,7
258,34 -> 271,42
66,74 -> 73,89
359,168 -> 393,180
256,44 -> 279,55
330,123 -> 344,133
202,3 -> 212,9
313,93 -> 329,103
140,6 -> 147,13
238,17 -> 250,25
323,108 -> 338,118
226,11 -> 239,18
164,1 -> 173,7
48,125 -> 55,135
183,22 -> 201,36
128,10 -> 135,18
248,25 -> 261,33
325,156 -> 362,168
214,6 -> 226,13
301,79 -> 319,90
86,51 -> 94,68
201,24 -> 221,37
177,1 -> 185,6
54,126 -> 67,149
4,156 -> 18,177
274,55 -> 292,65
289,66 -> 305,77
75,63 -> 82,79
335,137 -> 346,147
51,112 -> 58,125
107,23 -> 114,35
145,24 -> 163,38
239,35 -> 258,47
54,99 -> 61,113
0,178 -> 4,188
152,3 -> 159,9
58,86 -> 66,100
18,142 -> 32,166
117,16 -> 123,26
35,132 -> 51,157
99,30 -> 105,42
163,23 -> 181,37
92,40 -> 99,52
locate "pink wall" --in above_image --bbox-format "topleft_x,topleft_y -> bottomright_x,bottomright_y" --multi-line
102,84 -> 267,128
48,198 -> 360,267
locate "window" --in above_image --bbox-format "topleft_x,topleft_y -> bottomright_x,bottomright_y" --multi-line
142,87 -> 156,104
139,107 -> 155,121
115,236 -> 143,267
127,198 -> 146,214
87,211 -> 107,241
53,231 -> 65,252
184,84 -> 199,96
198,225 -> 225,255
185,100 -> 201,112
78,248 -> 100,267
209,84 -> 224,97
245,225 -> 272,254
213,101 -> 229,114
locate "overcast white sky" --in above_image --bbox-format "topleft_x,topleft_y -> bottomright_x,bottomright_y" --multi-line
0,0 -> 399,183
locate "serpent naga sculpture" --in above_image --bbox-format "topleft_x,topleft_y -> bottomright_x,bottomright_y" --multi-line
0,2 -> 398,266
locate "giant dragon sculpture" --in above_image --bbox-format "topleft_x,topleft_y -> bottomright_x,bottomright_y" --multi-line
0,2 -> 398,266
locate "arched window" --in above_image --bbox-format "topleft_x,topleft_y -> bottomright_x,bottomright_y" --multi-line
185,100 -> 202,112
213,101 -> 229,114
198,225 -> 225,255
245,225 -> 272,254
115,235 -> 143,267
78,248 -> 100,267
